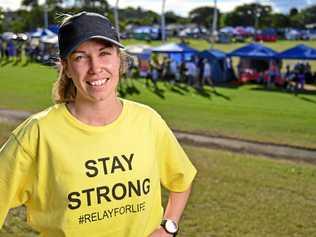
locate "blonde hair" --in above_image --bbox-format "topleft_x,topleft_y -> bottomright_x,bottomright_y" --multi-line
52,49 -> 130,104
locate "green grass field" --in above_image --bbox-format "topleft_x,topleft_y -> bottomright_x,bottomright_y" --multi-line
0,58 -> 315,148
1,145 -> 316,237
181,146 -> 316,237
0,39 -> 316,236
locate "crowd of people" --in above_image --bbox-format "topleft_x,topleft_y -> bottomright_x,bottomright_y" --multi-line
282,62 -> 314,92
237,58 -> 315,93
1,35 -> 315,95
0,37 -> 58,65
0,38 -> 23,62
128,55 -> 230,90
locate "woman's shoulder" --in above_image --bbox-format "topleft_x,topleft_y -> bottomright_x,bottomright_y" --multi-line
123,99 -> 160,117
121,99 -> 157,113
29,103 -> 64,122
13,104 -> 65,132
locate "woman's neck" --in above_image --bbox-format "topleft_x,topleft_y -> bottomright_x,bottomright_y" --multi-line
67,97 -> 123,126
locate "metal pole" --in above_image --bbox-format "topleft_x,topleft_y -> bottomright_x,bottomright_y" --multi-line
211,0 -> 218,47
44,0 -> 48,29
212,0 -> 218,35
114,0 -> 120,38
255,0 -> 259,35
161,0 -> 166,42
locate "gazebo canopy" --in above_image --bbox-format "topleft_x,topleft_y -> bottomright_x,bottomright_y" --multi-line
151,43 -> 198,54
30,28 -> 56,38
152,43 -> 198,63
199,49 -> 227,60
228,43 -> 278,59
278,44 -> 316,60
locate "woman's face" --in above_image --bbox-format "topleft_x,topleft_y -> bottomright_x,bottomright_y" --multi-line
64,39 -> 120,104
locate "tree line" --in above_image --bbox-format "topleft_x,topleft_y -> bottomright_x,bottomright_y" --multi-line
0,0 -> 315,33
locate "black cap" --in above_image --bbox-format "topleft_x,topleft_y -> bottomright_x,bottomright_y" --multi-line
58,11 -> 124,59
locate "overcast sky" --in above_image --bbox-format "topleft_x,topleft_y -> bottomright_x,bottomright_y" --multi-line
0,0 -> 315,16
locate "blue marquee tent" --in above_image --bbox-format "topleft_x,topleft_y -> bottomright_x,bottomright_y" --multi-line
48,24 -> 59,34
199,49 -> 234,82
278,44 -> 316,60
152,43 -> 197,53
30,28 -> 56,38
200,48 -> 226,60
151,43 -> 198,63
228,43 -> 278,59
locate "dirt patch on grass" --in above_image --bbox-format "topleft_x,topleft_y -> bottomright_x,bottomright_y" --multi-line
1,108 -> 315,164
175,131 -> 316,164
0,109 -> 31,124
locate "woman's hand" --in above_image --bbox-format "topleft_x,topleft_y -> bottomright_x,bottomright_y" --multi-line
148,227 -> 173,237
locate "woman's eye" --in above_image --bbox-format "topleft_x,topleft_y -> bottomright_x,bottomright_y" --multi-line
100,51 -> 111,56
76,55 -> 86,61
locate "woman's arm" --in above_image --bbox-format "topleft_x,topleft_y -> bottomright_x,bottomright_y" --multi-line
149,185 -> 192,237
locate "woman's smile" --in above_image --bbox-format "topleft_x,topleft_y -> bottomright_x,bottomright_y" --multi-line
86,78 -> 110,87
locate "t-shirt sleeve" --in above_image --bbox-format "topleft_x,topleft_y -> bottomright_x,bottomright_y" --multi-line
154,114 -> 197,192
0,120 -> 37,227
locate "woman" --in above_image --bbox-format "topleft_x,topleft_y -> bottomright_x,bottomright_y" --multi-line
0,12 -> 196,237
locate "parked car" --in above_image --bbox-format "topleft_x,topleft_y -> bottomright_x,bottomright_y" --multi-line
255,28 -> 277,42
285,29 -> 301,40
1,32 -> 17,41
179,26 -> 209,38
307,29 -> 316,40
132,26 -> 160,40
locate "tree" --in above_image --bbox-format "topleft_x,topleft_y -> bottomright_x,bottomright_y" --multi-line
289,8 -> 299,17
223,3 -> 272,28
80,0 -> 109,9
164,11 -> 179,24
117,7 -> 159,26
300,4 -> 316,25
289,14 -> 304,28
0,7 -> 3,32
189,6 -> 220,28
22,0 -> 38,7
270,13 -> 290,28
47,0 -> 64,8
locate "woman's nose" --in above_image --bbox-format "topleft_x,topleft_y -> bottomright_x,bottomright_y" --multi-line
88,56 -> 103,74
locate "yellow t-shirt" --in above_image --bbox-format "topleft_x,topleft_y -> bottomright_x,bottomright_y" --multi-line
0,99 -> 196,237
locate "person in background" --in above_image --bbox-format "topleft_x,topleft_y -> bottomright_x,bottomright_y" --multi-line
150,55 -> 160,87
0,12 -> 196,237
185,58 -> 198,87
201,58 -> 214,89
297,68 -> 305,91
169,59 -> 180,83
0,38 -> 4,61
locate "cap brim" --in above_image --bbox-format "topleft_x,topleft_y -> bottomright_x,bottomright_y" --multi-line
61,35 -> 125,59
90,35 -> 125,49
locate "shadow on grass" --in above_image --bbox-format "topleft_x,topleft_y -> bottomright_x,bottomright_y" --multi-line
12,60 -> 23,66
212,89 -> 232,101
194,87 -> 211,98
0,60 -> 11,67
170,85 -> 185,95
215,81 -> 241,89
140,80 -> 166,99
22,60 -> 30,67
121,78 -> 234,100
193,86 -> 232,101
173,83 -> 190,92
151,85 -> 165,99
118,80 -> 140,98
298,96 -> 316,104
250,85 -> 316,96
